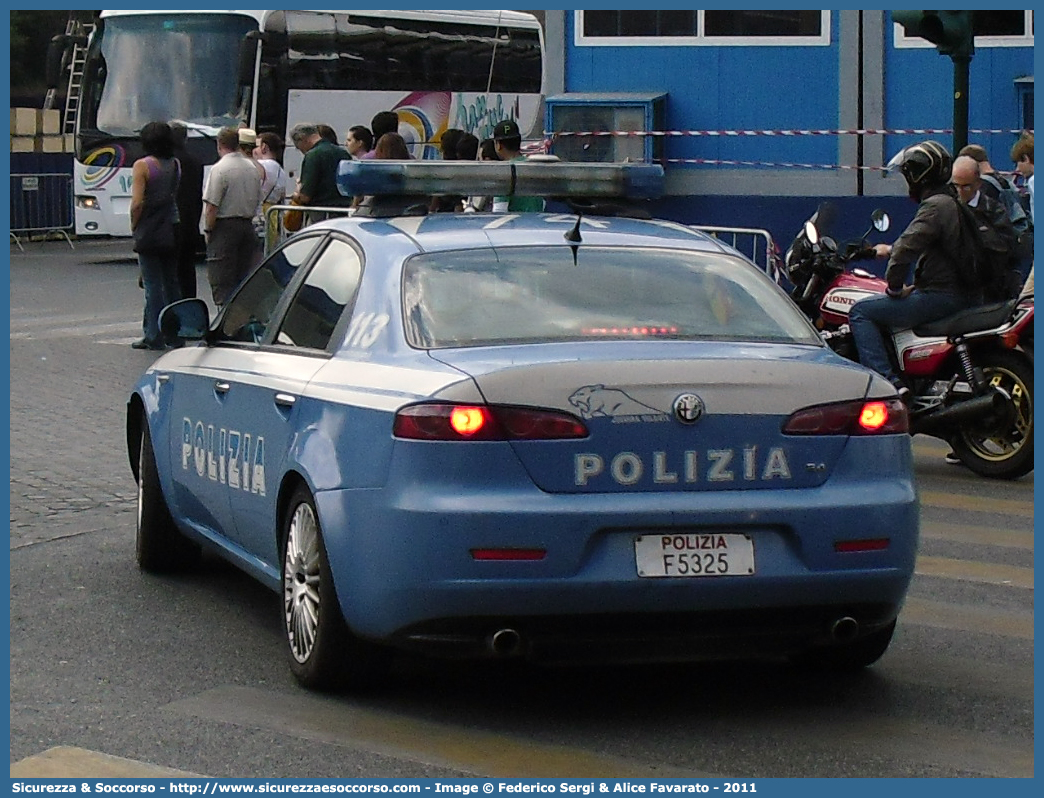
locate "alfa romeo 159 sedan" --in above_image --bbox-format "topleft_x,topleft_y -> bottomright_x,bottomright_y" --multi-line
127,162 -> 918,690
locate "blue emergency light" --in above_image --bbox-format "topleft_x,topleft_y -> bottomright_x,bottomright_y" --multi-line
336,158 -> 665,201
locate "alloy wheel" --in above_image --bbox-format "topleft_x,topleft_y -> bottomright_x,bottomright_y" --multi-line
283,502 -> 322,664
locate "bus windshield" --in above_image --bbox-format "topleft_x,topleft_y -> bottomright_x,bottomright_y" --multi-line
81,13 -> 259,136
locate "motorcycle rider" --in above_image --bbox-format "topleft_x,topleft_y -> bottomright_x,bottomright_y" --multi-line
849,140 -> 979,400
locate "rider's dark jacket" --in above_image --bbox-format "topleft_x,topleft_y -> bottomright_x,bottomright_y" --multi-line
885,184 -> 967,295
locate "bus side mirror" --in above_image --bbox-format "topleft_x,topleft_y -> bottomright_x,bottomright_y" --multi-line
237,31 -> 264,87
45,35 -> 70,89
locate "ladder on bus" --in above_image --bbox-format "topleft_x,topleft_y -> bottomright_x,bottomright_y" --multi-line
43,12 -> 95,135
63,13 -> 95,135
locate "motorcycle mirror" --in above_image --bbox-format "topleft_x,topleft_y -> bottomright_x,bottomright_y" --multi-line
872,210 -> 890,233
804,220 -> 819,246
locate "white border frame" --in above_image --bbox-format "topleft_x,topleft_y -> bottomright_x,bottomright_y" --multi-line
574,10 -> 831,47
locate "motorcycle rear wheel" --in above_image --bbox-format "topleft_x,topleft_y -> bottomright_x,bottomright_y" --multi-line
950,350 -> 1033,480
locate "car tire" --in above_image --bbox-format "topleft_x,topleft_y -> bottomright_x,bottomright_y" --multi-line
282,485 -> 388,691
136,420 -> 201,573
791,619 -> 897,672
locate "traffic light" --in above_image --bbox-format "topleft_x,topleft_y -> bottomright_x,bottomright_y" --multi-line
892,10 -> 974,59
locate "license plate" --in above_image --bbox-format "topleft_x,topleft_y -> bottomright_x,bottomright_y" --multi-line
635,533 -> 755,578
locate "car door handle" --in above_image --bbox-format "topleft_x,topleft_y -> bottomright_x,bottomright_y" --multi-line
214,381 -> 231,395
274,393 -> 297,409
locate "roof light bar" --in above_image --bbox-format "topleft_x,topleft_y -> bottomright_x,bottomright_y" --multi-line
336,159 -> 665,201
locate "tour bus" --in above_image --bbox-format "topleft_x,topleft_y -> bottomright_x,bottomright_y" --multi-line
50,9 -> 545,236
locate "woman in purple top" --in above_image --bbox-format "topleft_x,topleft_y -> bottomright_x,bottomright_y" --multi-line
130,121 -> 181,350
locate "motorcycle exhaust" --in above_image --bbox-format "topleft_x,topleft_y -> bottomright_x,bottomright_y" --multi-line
912,391 -> 1008,436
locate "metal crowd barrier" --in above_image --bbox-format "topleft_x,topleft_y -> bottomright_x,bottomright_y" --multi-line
258,205 -> 783,286
692,225 -> 781,282
10,172 -> 75,249
262,203 -> 357,256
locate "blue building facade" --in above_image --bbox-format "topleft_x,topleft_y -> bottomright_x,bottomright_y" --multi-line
542,10 -> 1034,252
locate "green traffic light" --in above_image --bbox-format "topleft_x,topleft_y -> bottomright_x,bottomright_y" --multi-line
891,10 -> 974,59
890,10 -> 974,152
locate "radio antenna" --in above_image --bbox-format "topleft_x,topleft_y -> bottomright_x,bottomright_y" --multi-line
565,214 -> 582,266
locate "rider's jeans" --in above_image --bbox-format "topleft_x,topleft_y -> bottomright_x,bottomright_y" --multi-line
849,289 -> 970,387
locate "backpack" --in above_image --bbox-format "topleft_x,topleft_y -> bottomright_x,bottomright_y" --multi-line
952,195 -> 1022,302
981,172 -> 1030,235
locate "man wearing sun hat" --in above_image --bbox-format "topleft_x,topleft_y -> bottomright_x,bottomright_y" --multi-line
491,118 -> 545,213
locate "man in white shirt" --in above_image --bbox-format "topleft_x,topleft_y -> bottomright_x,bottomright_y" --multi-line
252,131 -> 293,251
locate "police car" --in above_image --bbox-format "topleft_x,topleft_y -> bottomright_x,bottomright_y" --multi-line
127,160 -> 918,690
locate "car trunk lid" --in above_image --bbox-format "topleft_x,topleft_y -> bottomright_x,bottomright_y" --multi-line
429,342 -> 875,493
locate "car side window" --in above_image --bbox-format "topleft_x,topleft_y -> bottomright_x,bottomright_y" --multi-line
218,237 -> 321,343
275,239 -> 363,350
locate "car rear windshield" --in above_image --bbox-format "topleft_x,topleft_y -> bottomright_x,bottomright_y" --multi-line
402,246 -> 820,349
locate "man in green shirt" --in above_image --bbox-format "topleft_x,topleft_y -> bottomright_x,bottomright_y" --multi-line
289,123 -> 352,225
491,119 -> 545,213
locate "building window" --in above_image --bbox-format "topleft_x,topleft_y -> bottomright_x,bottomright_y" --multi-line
1015,79 -> 1034,133
894,10 -> 1034,48
576,10 -> 830,46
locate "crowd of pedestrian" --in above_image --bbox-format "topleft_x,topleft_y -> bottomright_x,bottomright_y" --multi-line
128,110 -> 543,349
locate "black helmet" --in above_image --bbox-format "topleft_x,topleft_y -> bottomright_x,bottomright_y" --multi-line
892,140 -> 952,192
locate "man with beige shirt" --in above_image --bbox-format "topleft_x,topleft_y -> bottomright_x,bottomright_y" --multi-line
202,126 -> 263,305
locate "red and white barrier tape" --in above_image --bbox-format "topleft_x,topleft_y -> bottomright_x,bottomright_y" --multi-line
513,137 -> 1031,175
546,127 -> 1031,138
665,158 -> 887,171
663,158 -> 1026,179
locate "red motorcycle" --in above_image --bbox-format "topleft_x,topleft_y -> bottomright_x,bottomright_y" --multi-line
782,204 -> 1033,480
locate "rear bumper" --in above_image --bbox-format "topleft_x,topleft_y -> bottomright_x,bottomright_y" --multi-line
315,468 -> 918,654
389,603 -> 902,663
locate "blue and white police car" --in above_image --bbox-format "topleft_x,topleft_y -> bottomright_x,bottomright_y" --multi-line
127,160 -> 918,690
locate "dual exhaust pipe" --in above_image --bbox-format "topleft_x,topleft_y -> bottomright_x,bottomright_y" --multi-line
488,620 -> 861,656
830,616 -> 860,643
487,628 -> 523,657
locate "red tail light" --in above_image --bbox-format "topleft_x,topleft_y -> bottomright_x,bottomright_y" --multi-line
782,398 -> 908,435
393,403 -> 589,441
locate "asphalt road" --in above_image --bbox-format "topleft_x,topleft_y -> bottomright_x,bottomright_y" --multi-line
8,239 -> 1034,779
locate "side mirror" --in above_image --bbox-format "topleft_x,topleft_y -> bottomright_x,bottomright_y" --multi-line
160,298 -> 211,342
871,210 -> 890,233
